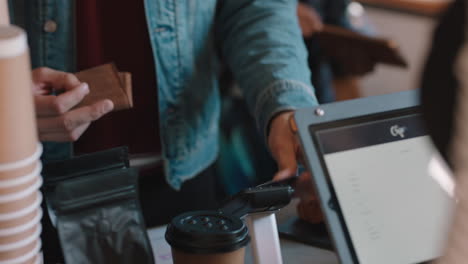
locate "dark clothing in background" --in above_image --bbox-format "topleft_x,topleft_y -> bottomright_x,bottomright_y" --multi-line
300,0 -> 351,103
300,0 -> 350,26
421,0 -> 464,163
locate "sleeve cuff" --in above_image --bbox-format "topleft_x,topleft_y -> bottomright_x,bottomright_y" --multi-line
254,80 -> 319,142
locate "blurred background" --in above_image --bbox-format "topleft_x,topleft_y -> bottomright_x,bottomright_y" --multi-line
352,0 -> 451,97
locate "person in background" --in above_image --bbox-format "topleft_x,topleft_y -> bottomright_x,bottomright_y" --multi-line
298,0 -> 379,102
297,0 -> 350,103
297,0 -> 351,103
421,0 -> 468,262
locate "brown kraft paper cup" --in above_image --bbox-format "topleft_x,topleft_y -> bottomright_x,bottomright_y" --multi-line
0,26 -> 38,164
0,208 -> 39,229
0,240 -> 38,261
21,254 -> 39,264
0,173 -> 40,195
166,211 -> 250,264
0,0 -> 9,25
172,248 -> 246,264
0,224 -> 38,245
0,162 -> 38,181
0,192 -> 38,215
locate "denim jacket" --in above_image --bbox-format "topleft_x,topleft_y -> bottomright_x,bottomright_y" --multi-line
9,0 -> 318,189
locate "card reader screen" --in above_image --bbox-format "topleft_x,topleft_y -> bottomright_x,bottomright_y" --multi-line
316,114 -> 454,264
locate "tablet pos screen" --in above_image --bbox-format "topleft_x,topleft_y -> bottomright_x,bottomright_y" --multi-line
313,113 -> 454,264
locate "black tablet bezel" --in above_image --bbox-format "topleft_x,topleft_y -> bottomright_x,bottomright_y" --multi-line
294,90 -> 428,264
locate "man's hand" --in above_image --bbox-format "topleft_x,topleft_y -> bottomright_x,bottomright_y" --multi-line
269,111 -> 323,223
269,111 -> 300,181
297,2 -> 323,38
32,67 -> 114,142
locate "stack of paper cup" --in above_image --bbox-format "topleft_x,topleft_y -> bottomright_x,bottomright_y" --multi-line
0,25 -> 43,264
0,0 -> 9,25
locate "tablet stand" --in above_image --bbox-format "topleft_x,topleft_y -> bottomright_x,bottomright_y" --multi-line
219,184 -> 293,264
246,212 -> 282,264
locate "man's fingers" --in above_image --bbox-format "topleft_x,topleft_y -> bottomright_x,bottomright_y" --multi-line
294,171 -> 316,200
37,99 -> 114,134
39,122 -> 91,142
38,99 -> 113,142
32,67 -> 81,92
268,111 -> 299,181
273,168 -> 296,181
54,83 -> 90,113
34,83 -> 90,116
272,142 -> 298,181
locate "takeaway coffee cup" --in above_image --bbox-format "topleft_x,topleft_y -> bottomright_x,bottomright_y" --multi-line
0,188 -> 41,215
165,211 -> 250,264
0,160 -> 41,181
0,208 -> 41,230
0,25 -> 37,164
0,192 -> 41,223
0,0 -> 9,25
0,239 -> 40,263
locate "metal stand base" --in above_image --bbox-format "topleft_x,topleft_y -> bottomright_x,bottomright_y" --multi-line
245,213 -> 283,264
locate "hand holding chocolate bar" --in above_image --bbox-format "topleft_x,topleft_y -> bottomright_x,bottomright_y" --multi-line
32,67 -> 114,142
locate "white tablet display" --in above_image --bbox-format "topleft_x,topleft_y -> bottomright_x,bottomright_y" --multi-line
315,113 -> 455,264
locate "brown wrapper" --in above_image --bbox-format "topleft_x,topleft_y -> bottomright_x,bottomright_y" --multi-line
75,63 -> 133,111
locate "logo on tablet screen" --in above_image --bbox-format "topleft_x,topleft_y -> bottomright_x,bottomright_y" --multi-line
390,125 -> 406,138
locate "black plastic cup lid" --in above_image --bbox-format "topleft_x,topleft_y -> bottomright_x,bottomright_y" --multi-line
165,210 -> 250,254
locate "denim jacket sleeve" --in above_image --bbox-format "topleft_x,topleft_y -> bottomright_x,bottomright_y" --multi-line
216,0 -> 318,139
